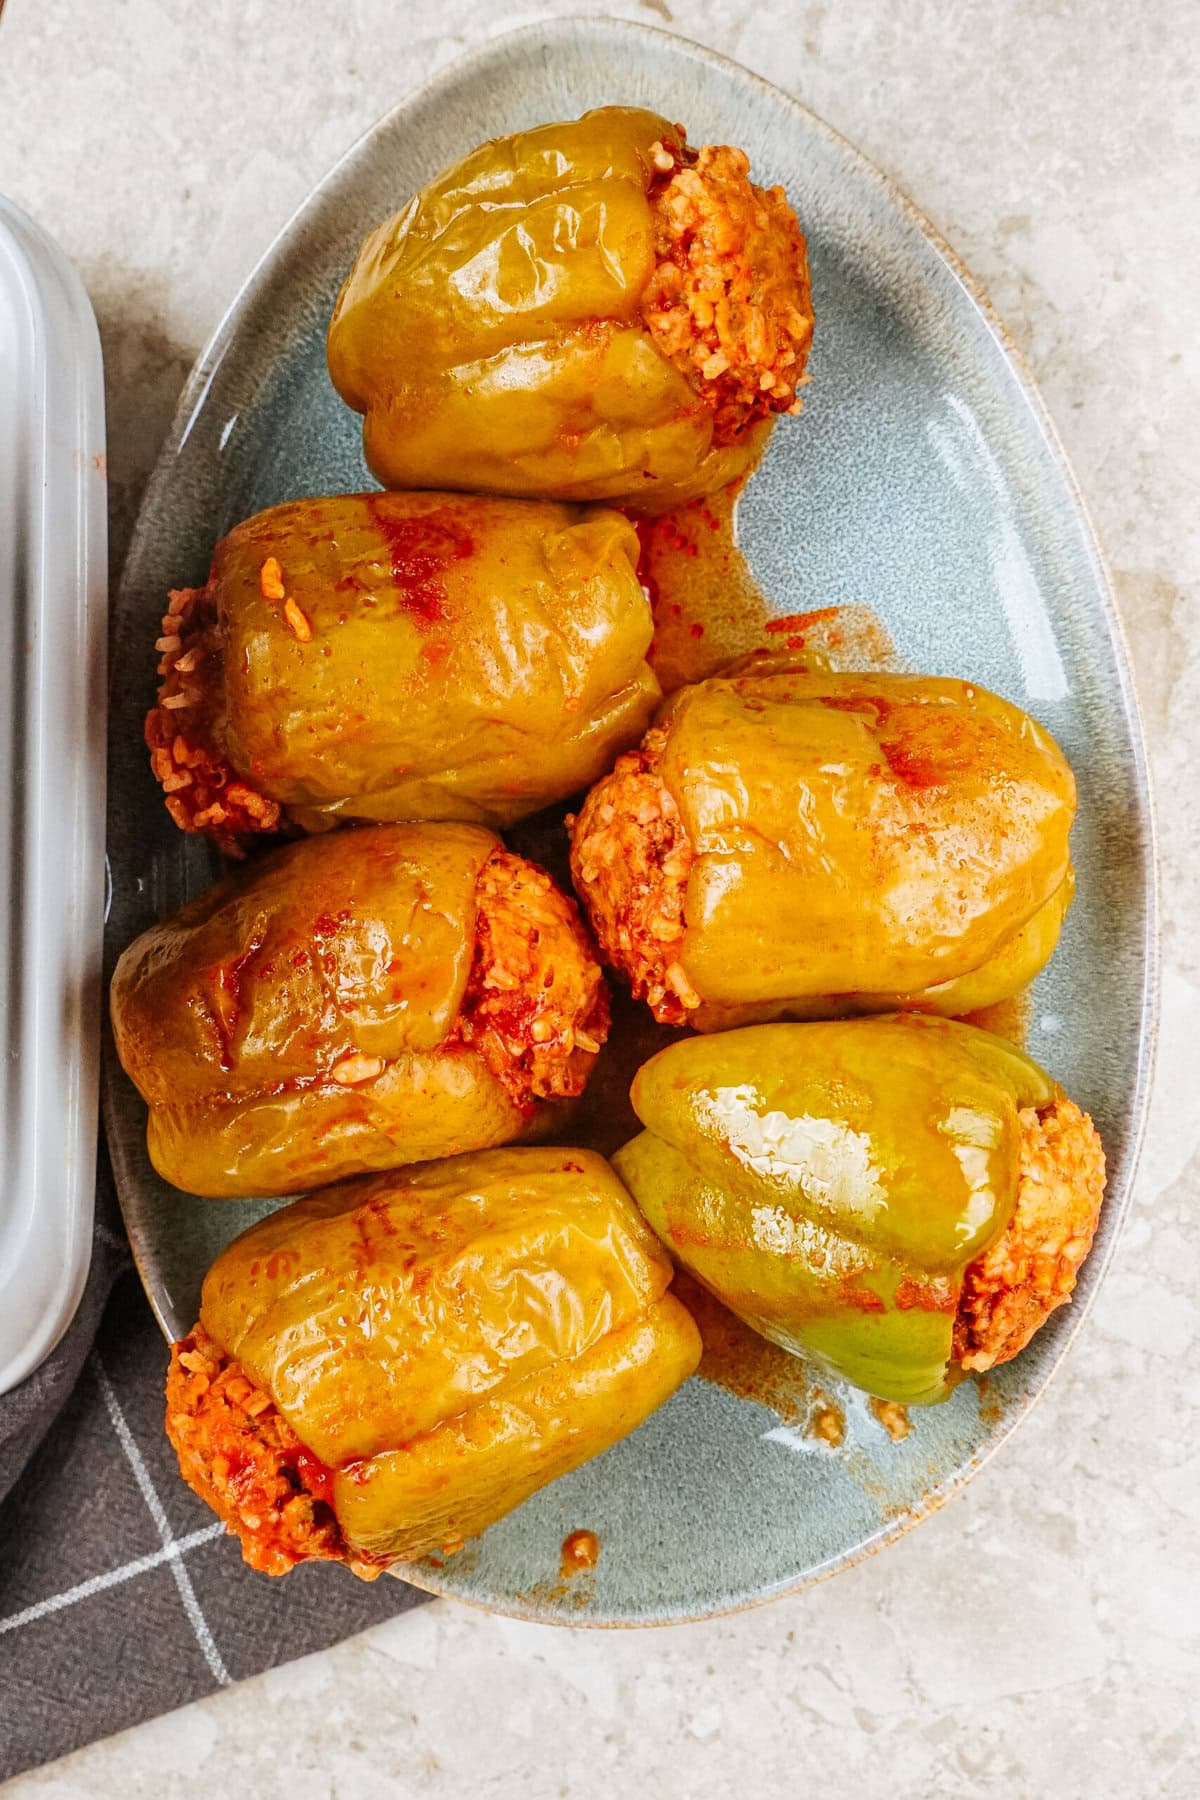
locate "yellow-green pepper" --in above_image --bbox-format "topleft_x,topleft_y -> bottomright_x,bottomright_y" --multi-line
177,1147 -> 701,1566
614,1016 -> 1068,1404
570,666 -> 1076,1027
326,107 -> 810,508
149,491 -> 659,842
109,823 -> 586,1198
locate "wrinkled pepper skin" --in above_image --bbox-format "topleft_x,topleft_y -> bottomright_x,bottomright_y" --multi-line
199,1148 -> 702,1560
326,108 -> 775,508
614,1016 -> 1060,1404
213,492 -> 659,829
110,824 -> 521,1198
664,669 -> 1074,1023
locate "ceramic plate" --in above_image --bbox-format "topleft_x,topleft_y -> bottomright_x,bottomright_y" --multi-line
104,18 -> 1156,1624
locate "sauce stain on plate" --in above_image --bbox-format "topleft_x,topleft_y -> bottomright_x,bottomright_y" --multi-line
868,1396 -> 912,1441
561,1529 -> 601,1576
678,1271 -> 840,1444
638,478 -> 902,692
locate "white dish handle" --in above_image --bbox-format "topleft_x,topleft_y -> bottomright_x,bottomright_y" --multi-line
0,196 -> 107,1393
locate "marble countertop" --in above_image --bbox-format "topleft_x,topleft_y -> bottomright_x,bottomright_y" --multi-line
2,0 -> 1196,1793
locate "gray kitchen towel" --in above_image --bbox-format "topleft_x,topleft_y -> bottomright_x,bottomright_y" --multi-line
0,1161 -> 126,1514
0,1154 -> 428,1782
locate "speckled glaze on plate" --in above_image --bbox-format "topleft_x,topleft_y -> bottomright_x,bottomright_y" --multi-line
104,18 -> 1156,1625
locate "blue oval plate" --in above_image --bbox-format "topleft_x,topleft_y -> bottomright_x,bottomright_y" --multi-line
104,18 -> 1156,1624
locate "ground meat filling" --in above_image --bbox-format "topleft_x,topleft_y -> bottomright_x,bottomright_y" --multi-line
954,1097 -> 1107,1373
145,584 -> 281,855
165,1327 -> 381,1580
568,729 -> 698,1027
455,850 -> 611,1108
642,138 -> 814,445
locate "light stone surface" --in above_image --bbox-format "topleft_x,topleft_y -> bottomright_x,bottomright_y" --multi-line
2,0 -> 1196,1792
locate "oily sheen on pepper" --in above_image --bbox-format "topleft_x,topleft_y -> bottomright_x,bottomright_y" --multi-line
615,1016 -> 1104,1404
570,666 -> 1077,1027
148,491 -> 659,844
173,1148 -> 701,1568
109,823 -> 604,1198
327,107 -> 813,507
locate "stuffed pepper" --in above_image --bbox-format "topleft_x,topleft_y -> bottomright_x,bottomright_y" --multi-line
570,666 -> 1076,1027
147,491 -> 659,851
166,1147 -> 701,1574
327,106 -> 814,508
110,823 -> 608,1198
614,1016 -> 1106,1404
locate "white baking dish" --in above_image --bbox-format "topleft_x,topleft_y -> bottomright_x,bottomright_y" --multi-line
0,197 -> 107,1393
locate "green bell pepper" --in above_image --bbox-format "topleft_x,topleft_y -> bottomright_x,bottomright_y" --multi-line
614,1015 -> 1060,1403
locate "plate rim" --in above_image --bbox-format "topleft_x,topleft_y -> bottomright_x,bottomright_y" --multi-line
104,13 -> 1160,1624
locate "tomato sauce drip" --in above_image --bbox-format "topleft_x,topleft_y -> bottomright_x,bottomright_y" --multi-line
630,460 -> 902,694
674,1271 -> 823,1430
207,931 -> 266,1070
560,1529 -> 600,1575
894,1276 -> 958,1314
631,488 -> 759,692
282,1444 -> 340,1510
364,498 -> 474,627
763,605 -> 843,654
879,738 -> 949,790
